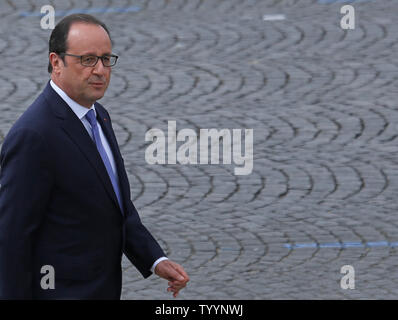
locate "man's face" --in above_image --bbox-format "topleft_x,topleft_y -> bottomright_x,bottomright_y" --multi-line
51,22 -> 113,108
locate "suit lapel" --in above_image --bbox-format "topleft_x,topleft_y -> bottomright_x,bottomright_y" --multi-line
44,83 -> 121,212
95,105 -> 131,213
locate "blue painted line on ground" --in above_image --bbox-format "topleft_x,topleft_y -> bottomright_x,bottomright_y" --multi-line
318,0 -> 373,3
292,243 -> 318,249
20,6 -> 141,17
342,242 -> 364,248
319,242 -> 342,248
285,241 -> 398,249
366,241 -> 389,247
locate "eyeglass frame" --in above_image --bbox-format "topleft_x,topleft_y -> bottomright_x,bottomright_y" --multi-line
59,52 -> 119,67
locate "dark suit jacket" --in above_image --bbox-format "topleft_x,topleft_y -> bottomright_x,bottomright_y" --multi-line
0,81 -> 166,299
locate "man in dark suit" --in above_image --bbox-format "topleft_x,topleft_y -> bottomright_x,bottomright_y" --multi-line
0,14 -> 189,299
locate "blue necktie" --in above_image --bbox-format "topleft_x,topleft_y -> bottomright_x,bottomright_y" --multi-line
85,109 -> 123,213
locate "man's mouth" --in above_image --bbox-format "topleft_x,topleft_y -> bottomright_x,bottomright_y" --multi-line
90,82 -> 105,87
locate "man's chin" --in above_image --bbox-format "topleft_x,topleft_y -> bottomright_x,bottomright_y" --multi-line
88,91 -> 105,102
93,94 -> 105,101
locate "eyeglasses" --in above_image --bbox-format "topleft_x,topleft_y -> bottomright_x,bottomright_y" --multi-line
60,53 -> 118,67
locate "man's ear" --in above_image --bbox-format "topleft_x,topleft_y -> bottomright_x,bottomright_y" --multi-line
49,52 -> 64,75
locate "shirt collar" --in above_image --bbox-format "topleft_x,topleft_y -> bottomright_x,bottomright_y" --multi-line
50,80 -> 96,120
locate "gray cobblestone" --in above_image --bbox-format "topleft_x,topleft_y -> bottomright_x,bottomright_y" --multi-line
1,0 -> 398,299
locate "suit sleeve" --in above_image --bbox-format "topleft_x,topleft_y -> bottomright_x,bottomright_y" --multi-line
123,200 -> 167,279
0,128 -> 53,299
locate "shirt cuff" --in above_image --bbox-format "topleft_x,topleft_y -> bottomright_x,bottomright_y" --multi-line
150,257 -> 169,273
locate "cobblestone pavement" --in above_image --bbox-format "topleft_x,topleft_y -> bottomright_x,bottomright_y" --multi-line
1,0 -> 398,299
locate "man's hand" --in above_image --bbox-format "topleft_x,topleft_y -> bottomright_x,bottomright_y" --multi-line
154,260 -> 189,298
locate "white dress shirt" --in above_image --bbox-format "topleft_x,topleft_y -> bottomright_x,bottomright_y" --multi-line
50,80 -> 167,273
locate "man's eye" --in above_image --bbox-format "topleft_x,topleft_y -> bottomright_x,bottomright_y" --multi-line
82,56 -> 96,64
